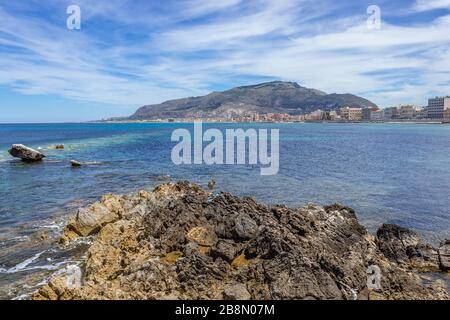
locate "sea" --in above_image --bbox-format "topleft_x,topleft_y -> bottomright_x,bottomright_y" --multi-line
0,122 -> 449,299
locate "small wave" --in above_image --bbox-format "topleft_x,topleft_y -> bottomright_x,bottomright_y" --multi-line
0,152 -> 10,162
0,251 -> 46,274
0,235 -> 29,242
0,250 -> 72,274
43,159 -> 63,164
0,235 -> 30,248
82,161 -> 103,165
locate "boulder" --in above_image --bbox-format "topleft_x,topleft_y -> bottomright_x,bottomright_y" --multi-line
64,195 -> 124,237
233,213 -> 259,240
8,144 -> 45,162
438,240 -> 450,271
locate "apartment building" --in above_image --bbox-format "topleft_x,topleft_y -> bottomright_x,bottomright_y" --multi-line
427,97 -> 450,119
398,105 -> 419,119
383,107 -> 398,120
339,107 -> 362,121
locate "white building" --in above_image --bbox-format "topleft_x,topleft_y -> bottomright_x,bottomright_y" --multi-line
427,97 -> 450,119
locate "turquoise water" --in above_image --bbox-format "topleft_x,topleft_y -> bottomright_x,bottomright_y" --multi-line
1,122 -> 450,298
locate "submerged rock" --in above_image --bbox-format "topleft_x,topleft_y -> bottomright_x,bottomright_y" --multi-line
33,182 -> 449,300
8,144 -> 45,162
48,144 -> 64,150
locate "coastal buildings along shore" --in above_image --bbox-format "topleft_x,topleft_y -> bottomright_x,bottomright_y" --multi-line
298,95 -> 450,123
112,95 -> 450,124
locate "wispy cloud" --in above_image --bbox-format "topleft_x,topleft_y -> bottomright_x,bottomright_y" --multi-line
413,0 -> 450,12
0,0 -> 449,115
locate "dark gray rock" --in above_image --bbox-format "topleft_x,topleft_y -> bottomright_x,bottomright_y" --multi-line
8,144 -> 45,162
234,213 -> 259,240
210,239 -> 241,262
223,284 -> 251,300
376,224 -> 439,271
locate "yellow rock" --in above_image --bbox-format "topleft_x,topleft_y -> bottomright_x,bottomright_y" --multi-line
231,253 -> 249,269
198,245 -> 211,254
59,229 -> 79,244
138,190 -> 151,199
162,251 -> 183,264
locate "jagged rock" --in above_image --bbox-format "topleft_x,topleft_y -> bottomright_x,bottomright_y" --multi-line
34,182 -> 449,300
210,239 -> 242,263
376,224 -> 440,271
8,144 -> 45,162
233,213 -> 259,240
186,227 -> 216,247
32,265 -> 82,300
439,240 -> 450,271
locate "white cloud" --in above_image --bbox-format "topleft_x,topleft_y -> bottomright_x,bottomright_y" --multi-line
180,0 -> 242,17
0,0 -> 449,113
413,0 -> 450,12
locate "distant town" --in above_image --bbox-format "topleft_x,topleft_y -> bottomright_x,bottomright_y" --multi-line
104,96 -> 450,124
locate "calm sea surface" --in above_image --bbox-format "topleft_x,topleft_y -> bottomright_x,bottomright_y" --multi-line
1,122 -> 449,298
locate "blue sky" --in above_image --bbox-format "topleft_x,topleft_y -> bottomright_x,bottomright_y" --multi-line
1,0 -> 450,122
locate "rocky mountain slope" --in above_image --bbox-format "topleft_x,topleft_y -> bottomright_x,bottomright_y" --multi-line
128,81 -> 377,119
33,181 -> 448,300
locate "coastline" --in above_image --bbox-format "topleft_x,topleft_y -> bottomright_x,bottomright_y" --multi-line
1,120 -> 448,125
32,181 -> 449,300
92,119 -> 448,125
2,123 -> 450,300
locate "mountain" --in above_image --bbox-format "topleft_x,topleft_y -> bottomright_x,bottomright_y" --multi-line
128,81 -> 377,120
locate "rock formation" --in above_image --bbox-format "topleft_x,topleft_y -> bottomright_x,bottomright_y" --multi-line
376,224 -> 442,272
439,240 -> 450,271
8,144 -> 45,162
33,182 -> 449,300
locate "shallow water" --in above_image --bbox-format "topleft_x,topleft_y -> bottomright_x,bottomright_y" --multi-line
0,122 -> 449,298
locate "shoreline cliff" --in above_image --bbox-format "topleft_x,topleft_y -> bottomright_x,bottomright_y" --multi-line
33,181 -> 449,300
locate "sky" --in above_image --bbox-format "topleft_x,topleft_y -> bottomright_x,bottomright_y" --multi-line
0,0 -> 450,123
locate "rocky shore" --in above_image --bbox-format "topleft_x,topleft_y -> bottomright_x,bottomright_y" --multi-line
33,181 -> 449,300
